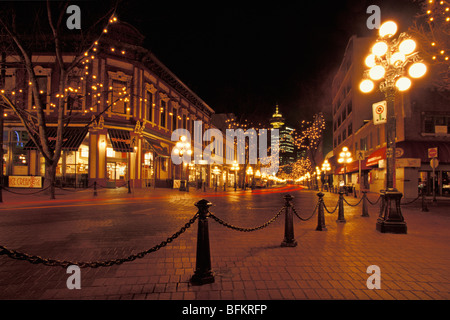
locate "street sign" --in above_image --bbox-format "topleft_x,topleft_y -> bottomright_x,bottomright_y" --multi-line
372,101 -> 387,125
430,158 -> 439,169
428,147 -> 438,158
356,150 -> 365,161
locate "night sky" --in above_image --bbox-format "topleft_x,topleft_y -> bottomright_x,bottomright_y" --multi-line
96,1 -> 420,126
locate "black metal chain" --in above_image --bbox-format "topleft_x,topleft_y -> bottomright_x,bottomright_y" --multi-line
366,195 -> 381,205
400,194 -> 421,205
1,185 -> 52,195
292,203 -> 318,221
209,206 -> 284,232
323,201 -> 339,214
0,213 -> 198,268
342,196 -> 364,207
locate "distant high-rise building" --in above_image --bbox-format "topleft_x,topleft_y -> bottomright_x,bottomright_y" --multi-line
270,105 -> 295,168
280,126 -> 295,166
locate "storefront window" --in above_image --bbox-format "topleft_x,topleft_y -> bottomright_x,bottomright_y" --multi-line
106,142 -> 128,182
11,130 -> 29,175
142,151 -> 154,187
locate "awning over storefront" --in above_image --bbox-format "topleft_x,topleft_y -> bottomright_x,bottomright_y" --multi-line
366,141 -> 450,166
335,159 -> 370,174
366,147 -> 386,166
24,127 -> 88,151
144,137 -> 170,158
108,129 -> 134,152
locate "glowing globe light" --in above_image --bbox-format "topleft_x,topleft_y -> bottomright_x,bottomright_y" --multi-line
399,39 -> 416,55
408,62 -> 427,78
379,21 -> 397,38
390,52 -> 406,65
369,65 -> 386,80
395,76 -> 412,91
365,54 -> 376,68
372,41 -> 388,56
359,79 -> 374,93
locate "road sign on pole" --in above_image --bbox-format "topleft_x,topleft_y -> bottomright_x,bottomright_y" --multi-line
430,157 -> 439,169
430,157 -> 439,202
428,147 -> 438,159
372,101 -> 387,125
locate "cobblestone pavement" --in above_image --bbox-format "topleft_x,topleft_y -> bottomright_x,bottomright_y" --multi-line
0,185 -> 448,301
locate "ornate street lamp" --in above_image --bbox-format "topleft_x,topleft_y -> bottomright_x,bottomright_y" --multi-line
315,166 -> 321,190
338,146 -> 352,195
321,159 -> 331,191
231,160 -> 240,191
212,166 -> 221,192
173,135 -> 192,191
359,21 -> 425,233
246,166 -> 253,189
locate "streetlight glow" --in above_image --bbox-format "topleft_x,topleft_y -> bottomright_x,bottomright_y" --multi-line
408,62 -> 427,78
390,52 -> 406,65
399,38 -> 416,55
365,54 -> 376,68
379,21 -> 398,38
359,79 -> 374,93
395,76 -> 412,91
369,65 -> 386,80
372,41 -> 388,56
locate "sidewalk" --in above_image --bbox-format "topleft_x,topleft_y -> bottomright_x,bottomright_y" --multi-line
0,186 -> 448,301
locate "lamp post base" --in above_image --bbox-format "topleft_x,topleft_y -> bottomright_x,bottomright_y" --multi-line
376,189 -> 407,234
376,220 -> 407,234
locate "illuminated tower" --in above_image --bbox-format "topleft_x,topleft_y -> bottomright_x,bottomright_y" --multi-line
269,105 -> 294,167
270,105 -> 285,129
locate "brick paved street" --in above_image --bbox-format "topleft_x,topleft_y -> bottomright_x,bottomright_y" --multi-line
0,185 -> 448,302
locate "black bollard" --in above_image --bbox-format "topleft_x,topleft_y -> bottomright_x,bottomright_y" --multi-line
93,181 -> 97,197
316,192 -> 327,231
361,191 -> 369,217
190,199 -> 215,285
281,194 -> 297,247
128,180 -> 131,194
337,191 -> 346,223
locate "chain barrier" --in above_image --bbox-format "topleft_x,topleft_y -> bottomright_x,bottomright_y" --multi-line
323,201 -> 339,214
400,194 -> 421,205
209,206 -> 285,232
0,213 -> 198,268
1,185 -> 52,195
365,195 -> 381,205
292,203 -> 318,221
342,196 -> 364,207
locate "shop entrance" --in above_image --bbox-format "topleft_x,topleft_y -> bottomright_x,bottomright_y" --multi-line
107,161 -> 127,186
419,170 -> 450,197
